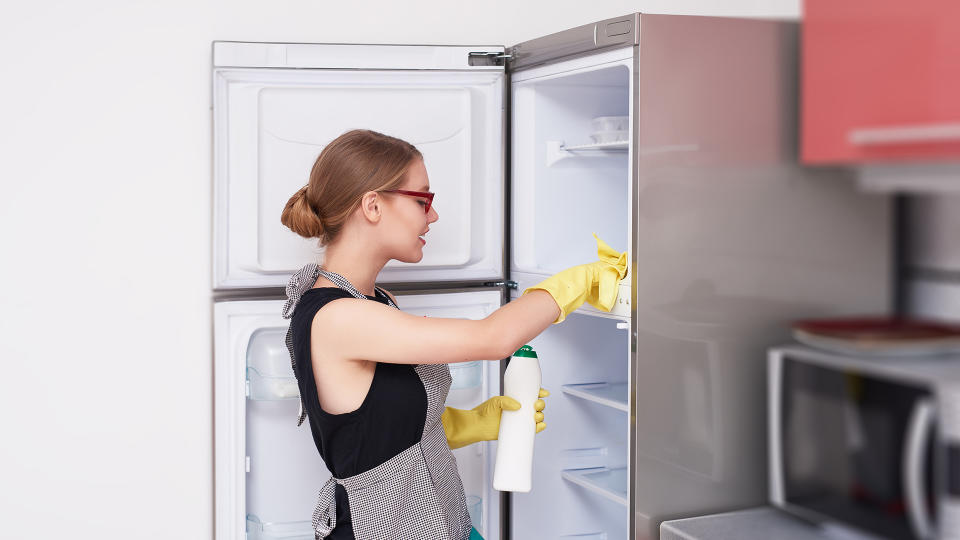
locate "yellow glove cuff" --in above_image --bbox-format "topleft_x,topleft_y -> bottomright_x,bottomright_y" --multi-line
441,396 -> 521,450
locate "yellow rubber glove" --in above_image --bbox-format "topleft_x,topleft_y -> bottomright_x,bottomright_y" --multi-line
442,389 -> 550,450
523,234 -> 628,323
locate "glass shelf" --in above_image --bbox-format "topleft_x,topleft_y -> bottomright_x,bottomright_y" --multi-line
561,467 -> 628,507
561,382 -> 628,412
546,140 -> 628,166
246,515 -> 313,540
561,141 -> 629,151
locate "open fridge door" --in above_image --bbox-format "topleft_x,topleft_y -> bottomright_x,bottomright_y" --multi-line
505,17 -> 638,540
214,289 -> 504,540
212,43 -> 505,290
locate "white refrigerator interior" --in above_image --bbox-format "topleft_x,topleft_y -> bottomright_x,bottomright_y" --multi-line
215,291 -> 503,540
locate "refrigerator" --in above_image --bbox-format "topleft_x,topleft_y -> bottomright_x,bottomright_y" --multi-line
212,13 -> 893,540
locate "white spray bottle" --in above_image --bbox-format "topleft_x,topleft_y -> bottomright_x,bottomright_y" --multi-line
493,345 -> 541,492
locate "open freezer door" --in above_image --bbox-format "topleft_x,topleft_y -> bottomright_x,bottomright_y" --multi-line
214,288 -> 504,540
213,43 -> 505,289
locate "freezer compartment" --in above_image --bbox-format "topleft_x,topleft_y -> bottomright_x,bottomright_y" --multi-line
511,49 -> 633,286
509,312 -> 631,540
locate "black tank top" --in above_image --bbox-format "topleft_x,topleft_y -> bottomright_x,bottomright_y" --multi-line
289,287 -> 428,539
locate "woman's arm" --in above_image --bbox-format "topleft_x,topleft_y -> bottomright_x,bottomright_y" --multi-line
311,290 -> 559,365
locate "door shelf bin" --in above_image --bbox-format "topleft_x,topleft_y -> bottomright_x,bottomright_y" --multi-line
449,361 -> 482,390
561,467 -> 628,506
561,382 -> 628,412
246,515 -> 313,540
247,368 -> 300,400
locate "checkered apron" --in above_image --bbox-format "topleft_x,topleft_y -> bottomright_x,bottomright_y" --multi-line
282,264 -> 472,540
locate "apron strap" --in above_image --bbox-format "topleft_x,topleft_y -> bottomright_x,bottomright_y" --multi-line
316,269 -> 398,309
285,266 -> 399,426
312,476 -> 339,539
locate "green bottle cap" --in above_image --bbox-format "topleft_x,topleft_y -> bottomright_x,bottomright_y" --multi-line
512,345 -> 538,358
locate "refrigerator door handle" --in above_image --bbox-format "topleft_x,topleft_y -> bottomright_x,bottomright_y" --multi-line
903,398 -> 936,540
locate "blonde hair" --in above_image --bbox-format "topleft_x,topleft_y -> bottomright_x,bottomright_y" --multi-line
281,129 -> 422,245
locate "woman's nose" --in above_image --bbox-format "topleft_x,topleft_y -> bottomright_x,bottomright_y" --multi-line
428,205 -> 439,223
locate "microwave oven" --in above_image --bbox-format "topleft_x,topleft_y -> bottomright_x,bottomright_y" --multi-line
769,345 -> 960,540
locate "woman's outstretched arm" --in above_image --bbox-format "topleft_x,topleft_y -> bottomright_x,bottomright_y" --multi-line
311,290 -> 560,365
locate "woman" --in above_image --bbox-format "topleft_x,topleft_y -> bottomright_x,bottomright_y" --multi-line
280,129 -> 626,540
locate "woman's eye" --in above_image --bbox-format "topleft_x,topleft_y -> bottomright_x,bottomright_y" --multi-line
417,200 -> 427,206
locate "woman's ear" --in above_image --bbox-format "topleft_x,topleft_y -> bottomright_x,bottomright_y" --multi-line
358,191 -> 383,223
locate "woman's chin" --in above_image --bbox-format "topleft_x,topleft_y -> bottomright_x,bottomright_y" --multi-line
395,249 -> 424,264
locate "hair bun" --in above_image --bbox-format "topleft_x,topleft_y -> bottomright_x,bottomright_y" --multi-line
280,185 -> 325,239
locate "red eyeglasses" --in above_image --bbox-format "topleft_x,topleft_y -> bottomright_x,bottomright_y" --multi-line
381,190 -> 435,214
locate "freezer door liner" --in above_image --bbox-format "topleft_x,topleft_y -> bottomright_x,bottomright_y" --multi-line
213,46 -> 504,289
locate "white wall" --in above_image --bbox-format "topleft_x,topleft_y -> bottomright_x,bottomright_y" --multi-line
0,2 -> 806,539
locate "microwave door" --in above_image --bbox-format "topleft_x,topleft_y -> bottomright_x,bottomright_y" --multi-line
775,353 -> 938,540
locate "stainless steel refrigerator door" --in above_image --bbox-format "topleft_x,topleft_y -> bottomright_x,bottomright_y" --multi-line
213,289 -> 504,540
212,43 -> 505,289
630,14 -> 890,540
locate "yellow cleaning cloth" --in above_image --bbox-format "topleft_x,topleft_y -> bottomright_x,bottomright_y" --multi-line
523,234 -> 628,323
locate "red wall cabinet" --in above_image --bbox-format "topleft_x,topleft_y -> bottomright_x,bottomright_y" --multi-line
802,0 -> 960,164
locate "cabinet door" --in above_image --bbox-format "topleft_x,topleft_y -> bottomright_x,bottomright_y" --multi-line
213,43 -> 504,289
802,0 -> 960,163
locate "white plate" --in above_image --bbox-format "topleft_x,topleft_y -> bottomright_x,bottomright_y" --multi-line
793,329 -> 960,357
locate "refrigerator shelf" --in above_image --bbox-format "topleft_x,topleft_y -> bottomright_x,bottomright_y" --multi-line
561,382 -> 628,412
246,514 -> 313,540
561,141 -> 629,152
561,467 -> 628,507
546,140 -> 629,166
246,368 -> 300,400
